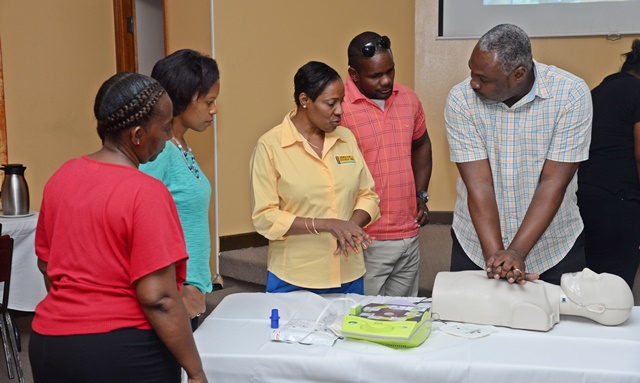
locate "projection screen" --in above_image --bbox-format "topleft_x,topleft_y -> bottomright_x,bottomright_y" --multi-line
439,0 -> 640,39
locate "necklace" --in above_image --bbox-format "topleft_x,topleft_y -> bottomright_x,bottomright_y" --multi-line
171,137 -> 201,180
298,131 -> 323,152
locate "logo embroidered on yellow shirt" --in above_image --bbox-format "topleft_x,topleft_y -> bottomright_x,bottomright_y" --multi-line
335,155 -> 356,164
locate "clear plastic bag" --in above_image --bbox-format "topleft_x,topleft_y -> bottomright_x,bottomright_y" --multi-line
271,319 -> 340,346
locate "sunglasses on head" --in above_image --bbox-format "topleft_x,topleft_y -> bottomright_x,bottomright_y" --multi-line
361,36 -> 391,58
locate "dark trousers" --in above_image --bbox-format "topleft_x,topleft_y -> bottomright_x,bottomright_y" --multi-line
191,316 -> 200,332
578,191 -> 640,288
29,328 -> 181,383
450,228 -> 586,285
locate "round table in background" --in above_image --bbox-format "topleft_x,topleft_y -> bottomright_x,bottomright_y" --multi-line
0,211 -> 47,311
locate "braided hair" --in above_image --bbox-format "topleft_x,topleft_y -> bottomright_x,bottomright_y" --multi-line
621,39 -> 640,74
94,72 -> 166,141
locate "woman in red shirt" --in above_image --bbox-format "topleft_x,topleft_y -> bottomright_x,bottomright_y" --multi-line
29,72 -> 207,383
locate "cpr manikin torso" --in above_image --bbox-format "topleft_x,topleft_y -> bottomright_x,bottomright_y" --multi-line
431,269 -> 634,331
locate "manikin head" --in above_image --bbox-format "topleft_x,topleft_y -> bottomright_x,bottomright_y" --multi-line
561,268 -> 634,325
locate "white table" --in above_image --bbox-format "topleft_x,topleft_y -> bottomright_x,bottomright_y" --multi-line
0,212 -> 47,311
190,291 -> 640,383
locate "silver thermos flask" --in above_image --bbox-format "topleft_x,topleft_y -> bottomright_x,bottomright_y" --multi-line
1,163 -> 30,215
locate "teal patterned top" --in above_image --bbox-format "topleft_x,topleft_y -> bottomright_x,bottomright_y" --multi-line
140,140 -> 213,293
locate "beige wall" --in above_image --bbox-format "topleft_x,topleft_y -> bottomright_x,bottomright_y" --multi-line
416,0 -> 640,211
4,0 -> 636,241
163,0 -> 217,269
0,0 -> 415,239
0,0 -> 215,214
0,1 -> 116,211
0,0 -> 413,245
213,0 -> 416,236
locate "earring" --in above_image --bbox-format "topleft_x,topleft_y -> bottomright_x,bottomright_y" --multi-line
135,140 -> 141,146
303,104 -> 307,109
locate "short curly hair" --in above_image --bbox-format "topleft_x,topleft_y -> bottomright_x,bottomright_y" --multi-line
347,31 -> 392,70
477,24 -> 533,75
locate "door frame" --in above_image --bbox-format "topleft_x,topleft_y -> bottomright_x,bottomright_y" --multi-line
113,0 -> 168,73
113,0 -> 137,73
0,38 -> 8,166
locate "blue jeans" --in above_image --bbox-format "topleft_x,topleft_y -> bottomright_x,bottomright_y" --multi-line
266,271 -> 364,294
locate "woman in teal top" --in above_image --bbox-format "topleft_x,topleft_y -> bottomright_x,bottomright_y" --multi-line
141,49 -> 220,330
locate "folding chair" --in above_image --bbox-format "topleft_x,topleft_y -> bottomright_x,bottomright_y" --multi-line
0,223 -> 20,353
0,234 -> 24,382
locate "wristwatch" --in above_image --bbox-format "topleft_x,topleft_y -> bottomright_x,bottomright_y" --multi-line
416,191 -> 429,203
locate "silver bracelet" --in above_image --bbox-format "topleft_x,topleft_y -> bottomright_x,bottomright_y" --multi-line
304,217 -> 314,235
311,217 -> 320,235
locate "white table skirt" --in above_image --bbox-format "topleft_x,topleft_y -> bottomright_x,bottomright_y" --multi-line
0,212 -> 47,311
188,291 -> 640,383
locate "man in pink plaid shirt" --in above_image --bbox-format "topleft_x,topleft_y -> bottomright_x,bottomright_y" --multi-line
342,31 -> 433,297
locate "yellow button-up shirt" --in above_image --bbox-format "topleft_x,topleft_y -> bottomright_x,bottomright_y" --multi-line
251,111 -> 380,288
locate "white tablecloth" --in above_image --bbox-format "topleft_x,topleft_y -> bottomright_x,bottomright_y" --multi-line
0,212 -> 47,311
189,291 -> 640,383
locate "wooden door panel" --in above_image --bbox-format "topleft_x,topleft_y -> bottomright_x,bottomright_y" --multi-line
113,0 -> 137,73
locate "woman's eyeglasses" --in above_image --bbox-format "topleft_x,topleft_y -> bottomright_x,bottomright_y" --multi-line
361,36 -> 391,57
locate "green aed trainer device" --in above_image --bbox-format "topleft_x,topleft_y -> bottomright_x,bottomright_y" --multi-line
342,303 -> 432,348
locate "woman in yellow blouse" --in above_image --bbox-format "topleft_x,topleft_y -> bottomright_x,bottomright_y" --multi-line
250,61 -> 380,294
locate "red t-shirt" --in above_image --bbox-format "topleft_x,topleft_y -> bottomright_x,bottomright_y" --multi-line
32,156 -> 188,335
